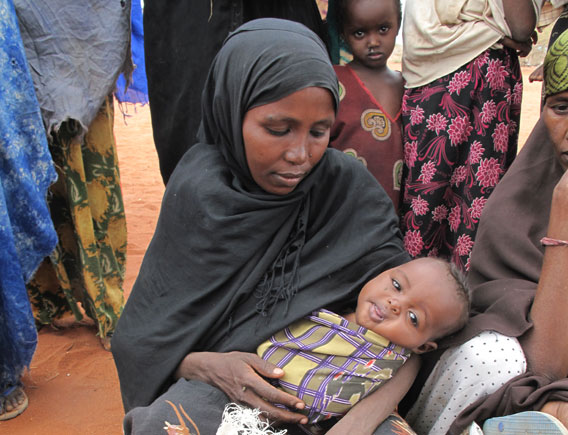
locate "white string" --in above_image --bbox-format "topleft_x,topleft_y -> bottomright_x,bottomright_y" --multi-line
216,403 -> 288,435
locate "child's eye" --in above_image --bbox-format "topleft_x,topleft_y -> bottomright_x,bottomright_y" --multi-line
392,279 -> 401,291
379,25 -> 390,34
353,30 -> 365,38
408,311 -> 419,327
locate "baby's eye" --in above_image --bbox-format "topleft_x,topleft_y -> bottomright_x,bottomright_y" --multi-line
392,279 -> 401,291
408,311 -> 419,327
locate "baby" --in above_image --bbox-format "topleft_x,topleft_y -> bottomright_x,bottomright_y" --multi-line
257,257 -> 470,425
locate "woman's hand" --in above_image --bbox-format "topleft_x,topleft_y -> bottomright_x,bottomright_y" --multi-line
500,34 -> 536,58
175,351 -> 308,425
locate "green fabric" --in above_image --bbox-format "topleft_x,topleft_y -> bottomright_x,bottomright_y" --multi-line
27,96 -> 126,339
544,28 -> 568,97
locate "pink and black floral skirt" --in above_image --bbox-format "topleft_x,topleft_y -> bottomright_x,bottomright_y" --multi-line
400,48 -> 521,271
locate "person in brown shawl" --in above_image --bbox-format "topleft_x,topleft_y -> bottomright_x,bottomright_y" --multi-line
401,28 -> 568,434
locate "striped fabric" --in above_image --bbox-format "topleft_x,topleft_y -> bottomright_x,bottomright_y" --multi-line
257,309 -> 410,423
544,28 -> 568,98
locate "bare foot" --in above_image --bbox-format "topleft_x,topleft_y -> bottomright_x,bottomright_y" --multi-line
0,387 -> 28,421
100,335 -> 112,351
541,401 -> 568,429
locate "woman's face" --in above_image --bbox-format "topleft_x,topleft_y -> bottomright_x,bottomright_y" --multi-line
543,90 -> 568,171
242,87 -> 335,195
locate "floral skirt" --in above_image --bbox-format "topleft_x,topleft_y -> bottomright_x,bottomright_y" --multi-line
400,48 -> 521,271
26,96 -> 126,339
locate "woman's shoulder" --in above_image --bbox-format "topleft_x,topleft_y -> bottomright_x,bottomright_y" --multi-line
167,144 -> 229,190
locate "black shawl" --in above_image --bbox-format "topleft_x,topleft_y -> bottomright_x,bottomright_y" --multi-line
112,19 -> 409,412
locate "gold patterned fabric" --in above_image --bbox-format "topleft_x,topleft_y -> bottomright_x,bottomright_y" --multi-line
27,96 -> 126,340
544,28 -> 568,98
258,309 -> 410,424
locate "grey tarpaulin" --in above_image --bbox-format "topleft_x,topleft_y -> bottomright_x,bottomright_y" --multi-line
14,0 -> 133,136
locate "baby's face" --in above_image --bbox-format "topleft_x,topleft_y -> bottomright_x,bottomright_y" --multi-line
355,258 -> 463,353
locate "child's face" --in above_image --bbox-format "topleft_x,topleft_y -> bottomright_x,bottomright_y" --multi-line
355,258 -> 463,353
342,0 -> 399,70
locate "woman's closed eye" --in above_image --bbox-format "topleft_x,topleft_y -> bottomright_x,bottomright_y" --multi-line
310,128 -> 328,139
266,127 -> 290,137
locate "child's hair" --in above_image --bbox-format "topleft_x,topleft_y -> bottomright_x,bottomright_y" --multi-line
335,0 -> 403,35
434,258 -> 471,339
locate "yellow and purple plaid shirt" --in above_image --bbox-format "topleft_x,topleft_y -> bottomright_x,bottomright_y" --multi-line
257,309 -> 411,423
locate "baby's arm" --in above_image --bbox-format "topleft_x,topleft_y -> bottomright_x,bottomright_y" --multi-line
326,354 -> 421,435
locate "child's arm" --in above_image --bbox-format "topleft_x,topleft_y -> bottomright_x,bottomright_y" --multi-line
326,354 -> 421,435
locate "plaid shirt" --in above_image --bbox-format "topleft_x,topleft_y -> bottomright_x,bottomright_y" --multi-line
257,309 -> 411,423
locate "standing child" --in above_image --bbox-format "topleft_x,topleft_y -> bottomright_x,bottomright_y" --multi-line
329,0 -> 404,211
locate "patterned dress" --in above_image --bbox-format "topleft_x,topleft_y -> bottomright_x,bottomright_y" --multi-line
331,65 -> 404,211
400,48 -> 521,271
26,96 -> 126,341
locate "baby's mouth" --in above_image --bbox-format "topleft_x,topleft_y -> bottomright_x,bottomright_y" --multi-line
370,303 -> 385,322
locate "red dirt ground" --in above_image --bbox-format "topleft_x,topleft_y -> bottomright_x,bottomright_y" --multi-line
0,67 -> 544,435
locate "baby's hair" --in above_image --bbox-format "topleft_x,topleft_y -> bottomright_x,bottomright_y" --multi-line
434,258 -> 471,338
335,0 -> 402,35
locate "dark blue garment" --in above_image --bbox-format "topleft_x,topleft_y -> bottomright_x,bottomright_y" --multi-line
0,0 -> 57,396
115,0 -> 148,105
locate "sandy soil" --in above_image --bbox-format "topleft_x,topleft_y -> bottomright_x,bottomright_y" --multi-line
0,67 -> 544,435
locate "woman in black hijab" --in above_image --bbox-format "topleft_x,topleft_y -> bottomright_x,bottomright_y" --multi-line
112,18 -> 409,434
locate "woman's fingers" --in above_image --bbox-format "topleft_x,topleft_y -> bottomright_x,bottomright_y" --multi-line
242,353 -> 306,410
184,351 -> 308,424
242,353 -> 284,379
242,388 -> 308,424
500,36 -> 533,57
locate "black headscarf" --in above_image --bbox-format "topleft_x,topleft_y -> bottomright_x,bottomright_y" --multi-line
112,19 -> 409,412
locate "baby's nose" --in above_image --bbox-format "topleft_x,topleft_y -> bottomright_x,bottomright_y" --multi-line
388,298 -> 401,314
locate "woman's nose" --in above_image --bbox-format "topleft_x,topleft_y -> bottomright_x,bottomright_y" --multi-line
284,136 -> 309,165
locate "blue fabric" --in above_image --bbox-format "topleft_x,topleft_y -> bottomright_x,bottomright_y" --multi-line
0,0 -> 57,394
115,0 -> 148,105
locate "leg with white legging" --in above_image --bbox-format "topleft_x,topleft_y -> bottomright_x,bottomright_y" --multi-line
405,331 -> 526,434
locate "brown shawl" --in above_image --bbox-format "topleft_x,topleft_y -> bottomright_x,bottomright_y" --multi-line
444,119 -> 568,433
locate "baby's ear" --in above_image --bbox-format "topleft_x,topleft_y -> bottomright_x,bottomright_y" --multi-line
412,341 -> 438,354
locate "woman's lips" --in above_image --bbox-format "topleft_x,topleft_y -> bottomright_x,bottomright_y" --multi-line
274,172 -> 305,187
